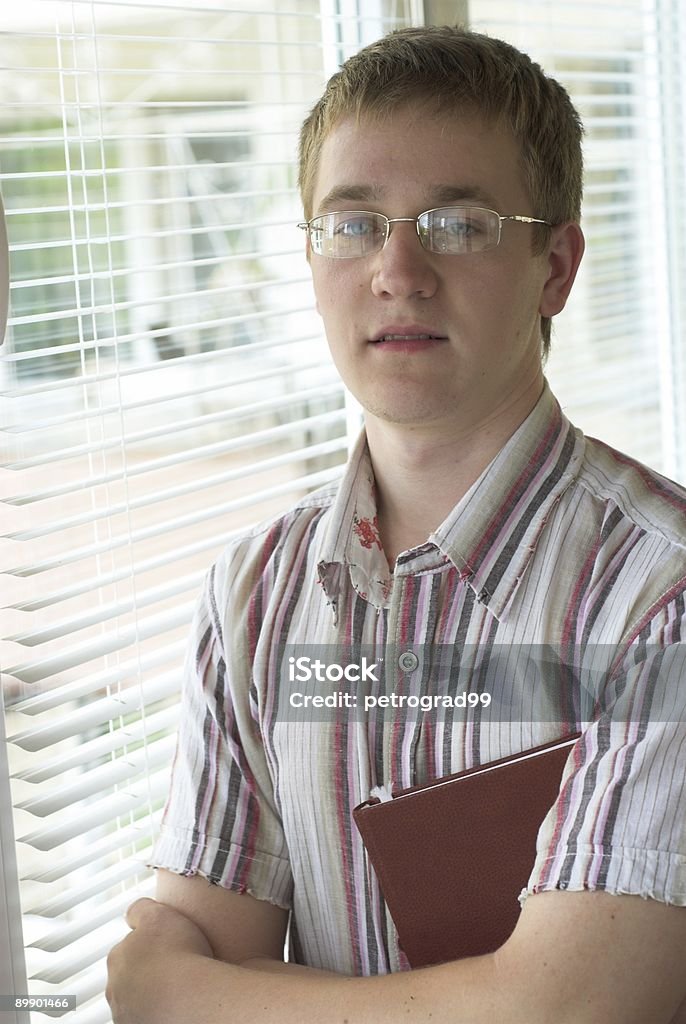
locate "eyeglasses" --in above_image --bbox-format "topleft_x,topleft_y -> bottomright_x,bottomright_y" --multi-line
298,206 -> 552,259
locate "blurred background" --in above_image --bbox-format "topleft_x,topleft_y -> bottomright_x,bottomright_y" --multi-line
1,1 -> 684,1021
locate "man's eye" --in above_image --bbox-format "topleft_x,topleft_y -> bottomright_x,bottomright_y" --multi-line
443,217 -> 481,237
334,218 -> 377,237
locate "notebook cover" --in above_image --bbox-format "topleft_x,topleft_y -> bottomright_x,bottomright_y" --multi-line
352,732 -> 580,968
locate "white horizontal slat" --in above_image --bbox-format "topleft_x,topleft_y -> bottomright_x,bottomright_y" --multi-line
7,273 -> 314,331
9,572 -> 202,647
0,160 -> 294,185
8,30 -> 290,57
8,185 -> 298,224
7,244 -> 299,293
548,361 -> 664,394
7,434 -> 347,541
29,885 -> 148,953
26,857 -> 145,922
13,702 -> 179,784
4,463 -> 343,589
22,816 -> 161,884
17,736 -> 175,818
0,127 -> 298,148
13,46 -> 322,74
0,358 -> 333,425
29,916 -> 136,986
9,675 -> 181,751
4,317 -> 315,380
10,0 -> 322,22
472,4 -> 645,26
9,84 -> 322,107
9,528 -> 216,602
6,599 -> 195,686
1,329 -> 330,403
5,234 -> 296,276
7,408 -> 345,511
7,282 -> 308,334
10,644 -> 186,715
18,769 -> 170,851
3,365 -> 337,441
3,372 -> 341,468
5,211 -> 301,258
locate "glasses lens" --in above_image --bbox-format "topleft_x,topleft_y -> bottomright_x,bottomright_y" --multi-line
309,212 -> 386,258
419,207 -> 500,254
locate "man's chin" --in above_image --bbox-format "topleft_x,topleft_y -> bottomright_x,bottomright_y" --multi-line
361,398 -> 455,430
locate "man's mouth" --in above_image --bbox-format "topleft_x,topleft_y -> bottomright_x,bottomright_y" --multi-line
374,333 -> 446,342
369,328 -> 449,352
370,326 -> 448,345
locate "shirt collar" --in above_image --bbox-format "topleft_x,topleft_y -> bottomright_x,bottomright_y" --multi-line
428,383 -> 584,618
317,382 -> 584,620
317,430 -> 394,612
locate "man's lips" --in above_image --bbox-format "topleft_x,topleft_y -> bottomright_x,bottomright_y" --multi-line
369,325 -> 448,345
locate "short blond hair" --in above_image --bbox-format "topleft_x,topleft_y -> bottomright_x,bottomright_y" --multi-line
298,25 -> 583,354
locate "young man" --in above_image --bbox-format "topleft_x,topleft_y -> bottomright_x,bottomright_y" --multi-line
107,26 -> 686,1024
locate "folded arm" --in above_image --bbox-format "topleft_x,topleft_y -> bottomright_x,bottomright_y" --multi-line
106,869 -> 686,1024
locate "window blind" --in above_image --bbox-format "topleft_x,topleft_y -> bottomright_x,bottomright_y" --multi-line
469,0 -> 686,478
2,2 -> 685,1023
0,3 -> 420,1022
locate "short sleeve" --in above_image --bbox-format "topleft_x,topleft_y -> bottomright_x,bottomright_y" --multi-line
148,557 -> 293,909
526,635 -> 686,907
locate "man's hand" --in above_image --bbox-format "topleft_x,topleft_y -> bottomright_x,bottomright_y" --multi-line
106,898 -> 214,1023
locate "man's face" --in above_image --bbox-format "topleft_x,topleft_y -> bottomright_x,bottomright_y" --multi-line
308,105 -> 556,437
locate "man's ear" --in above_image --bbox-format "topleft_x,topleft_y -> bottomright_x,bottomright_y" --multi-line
539,222 -> 585,318
0,191 -> 9,344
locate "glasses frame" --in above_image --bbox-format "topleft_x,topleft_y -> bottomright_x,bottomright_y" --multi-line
298,206 -> 553,258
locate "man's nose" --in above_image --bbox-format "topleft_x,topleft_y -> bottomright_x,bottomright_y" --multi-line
370,221 -> 439,300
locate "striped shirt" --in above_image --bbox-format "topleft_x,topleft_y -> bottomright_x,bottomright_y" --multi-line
150,382 -> 686,975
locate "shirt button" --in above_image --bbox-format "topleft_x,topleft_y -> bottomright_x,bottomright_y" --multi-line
398,651 -> 419,673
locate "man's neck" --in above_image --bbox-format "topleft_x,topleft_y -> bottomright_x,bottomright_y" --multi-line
364,375 -> 545,567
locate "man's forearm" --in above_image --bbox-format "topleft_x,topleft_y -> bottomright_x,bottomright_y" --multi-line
133,951 -> 351,1024
110,889 -> 686,1024
138,948 -> 501,1024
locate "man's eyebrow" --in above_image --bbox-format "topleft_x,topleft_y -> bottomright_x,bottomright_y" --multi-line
428,184 -> 500,209
315,183 -> 501,214
316,185 -> 384,212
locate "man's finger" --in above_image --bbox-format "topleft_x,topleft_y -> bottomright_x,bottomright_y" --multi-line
124,896 -> 159,929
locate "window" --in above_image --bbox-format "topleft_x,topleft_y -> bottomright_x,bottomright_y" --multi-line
1,2 -> 684,1022
467,0 -> 686,473
0,3 -> 420,1021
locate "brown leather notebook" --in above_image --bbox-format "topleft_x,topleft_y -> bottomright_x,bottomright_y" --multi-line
352,732 -> 580,968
